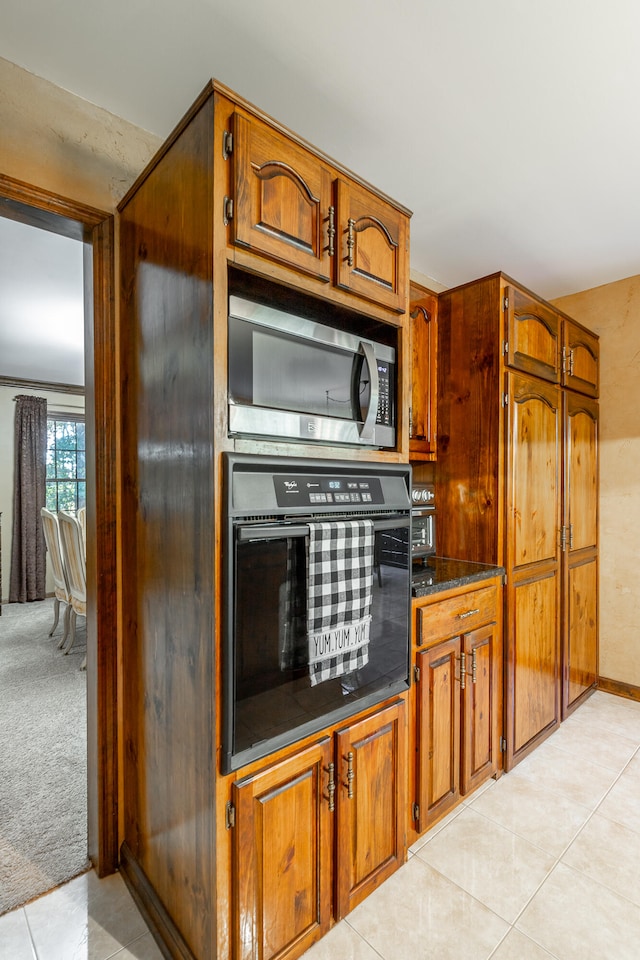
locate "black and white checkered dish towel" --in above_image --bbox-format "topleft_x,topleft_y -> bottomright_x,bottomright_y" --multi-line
307,519 -> 374,687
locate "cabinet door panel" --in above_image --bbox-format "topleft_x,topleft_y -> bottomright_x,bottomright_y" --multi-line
233,739 -> 332,960
508,373 -> 561,569
565,393 -> 598,553
415,640 -> 461,831
505,285 -> 561,382
510,572 -> 560,760
563,319 -> 599,397
335,179 -> 408,313
335,701 -> 405,918
409,284 -> 437,459
565,555 -> 598,713
461,623 -> 500,795
232,112 -> 333,281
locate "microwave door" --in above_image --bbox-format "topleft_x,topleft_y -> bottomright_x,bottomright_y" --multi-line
356,340 -> 379,442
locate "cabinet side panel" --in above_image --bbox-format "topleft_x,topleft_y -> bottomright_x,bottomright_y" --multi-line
436,278 -> 502,562
119,98 -> 216,958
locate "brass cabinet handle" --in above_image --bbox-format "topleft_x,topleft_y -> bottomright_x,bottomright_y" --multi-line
457,608 -> 480,620
346,218 -> 355,267
327,205 -> 336,257
325,762 -> 335,812
345,751 -> 355,799
471,648 -> 477,684
459,651 -> 466,690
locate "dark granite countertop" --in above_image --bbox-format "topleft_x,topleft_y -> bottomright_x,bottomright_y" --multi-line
411,556 -> 505,599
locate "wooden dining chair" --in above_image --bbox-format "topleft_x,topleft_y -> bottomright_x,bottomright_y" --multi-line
57,510 -> 87,661
40,507 -> 72,647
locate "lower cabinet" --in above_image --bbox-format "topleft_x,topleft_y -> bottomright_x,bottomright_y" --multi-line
412,579 -> 502,835
231,699 -> 406,960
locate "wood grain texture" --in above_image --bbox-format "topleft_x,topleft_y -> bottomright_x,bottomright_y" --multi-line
232,739 -> 333,960
409,282 -> 438,460
461,622 -> 500,795
415,638 -> 461,830
565,555 -> 598,713
505,284 -> 561,383
119,94 -> 216,959
335,701 -> 406,919
563,318 -> 599,397
335,179 -> 409,314
510,571 -> 560,756
232,110 -> 333,281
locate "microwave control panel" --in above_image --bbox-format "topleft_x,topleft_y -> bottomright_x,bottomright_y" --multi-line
376,361 -> 392,426
274,474 -> 384,508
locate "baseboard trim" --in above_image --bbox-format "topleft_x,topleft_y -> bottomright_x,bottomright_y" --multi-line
119,842 -> 196,960
598,676 -> 640,703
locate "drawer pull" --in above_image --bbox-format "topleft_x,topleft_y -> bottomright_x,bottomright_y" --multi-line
457,608 -> 480,620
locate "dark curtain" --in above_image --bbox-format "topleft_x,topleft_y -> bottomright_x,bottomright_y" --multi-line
9,395 -> 47,603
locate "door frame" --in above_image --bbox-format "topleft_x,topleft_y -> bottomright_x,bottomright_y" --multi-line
0,172 -> 119,875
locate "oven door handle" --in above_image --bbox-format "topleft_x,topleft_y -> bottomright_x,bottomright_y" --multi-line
236,516 -> 407,542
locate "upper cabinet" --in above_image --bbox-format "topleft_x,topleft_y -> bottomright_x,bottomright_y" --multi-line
408,282 -> 438,460
504,284 -> 562,383
504,283 -> 599,397
225,106 -> 410,315
229,112 -> 334,283
563,318 -> 599,397
334,179 -> 409,313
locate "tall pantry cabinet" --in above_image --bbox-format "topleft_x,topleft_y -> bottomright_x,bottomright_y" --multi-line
436,274 -> 599,770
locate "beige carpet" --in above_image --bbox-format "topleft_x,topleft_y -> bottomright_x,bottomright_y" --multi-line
0,598 -> 89,915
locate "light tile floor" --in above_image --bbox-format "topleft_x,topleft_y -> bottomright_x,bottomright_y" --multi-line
2,690 -> 640,960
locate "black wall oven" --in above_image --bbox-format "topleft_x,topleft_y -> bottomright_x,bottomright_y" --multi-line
223,453 -> 411,772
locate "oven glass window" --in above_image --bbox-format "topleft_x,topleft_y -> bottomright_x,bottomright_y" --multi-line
229,522 -> 410,767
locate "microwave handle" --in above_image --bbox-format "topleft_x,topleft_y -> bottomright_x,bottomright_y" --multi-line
358,340 -> 379,442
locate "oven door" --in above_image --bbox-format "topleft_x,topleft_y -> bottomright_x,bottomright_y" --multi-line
223,514 -> 411,772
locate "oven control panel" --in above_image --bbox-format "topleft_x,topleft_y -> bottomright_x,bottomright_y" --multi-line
274,474 -> 384,508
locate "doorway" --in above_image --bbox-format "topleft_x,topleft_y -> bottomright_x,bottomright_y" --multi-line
0,172 -> 118,877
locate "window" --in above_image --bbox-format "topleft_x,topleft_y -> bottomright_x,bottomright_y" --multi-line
46,416 -> 86,513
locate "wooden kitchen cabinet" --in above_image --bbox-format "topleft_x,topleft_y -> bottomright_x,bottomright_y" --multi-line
334,178 -> 409,314
231,699 -> 406,960
232,738 -> 333,960
225,106 -> 410,314
413,580 -> 502,834
563,392 -> 599,715
229,111 -> 334,283
504,283 -> 562,383
437,272 -> 599,770
409,282 -> 438,460
562,318 -> 600,397
334,700 -> 406,918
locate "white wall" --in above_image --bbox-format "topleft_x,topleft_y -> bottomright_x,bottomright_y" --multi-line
0,383 -> 84,601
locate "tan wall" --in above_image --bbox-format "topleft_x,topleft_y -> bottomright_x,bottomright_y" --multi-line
553,275 -> 640,688
0,56 -> 161,211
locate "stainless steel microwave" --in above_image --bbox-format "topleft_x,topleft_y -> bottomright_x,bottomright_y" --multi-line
228,295 -> 396,448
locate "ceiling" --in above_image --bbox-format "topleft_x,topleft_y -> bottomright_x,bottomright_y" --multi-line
2,0 -> 640,382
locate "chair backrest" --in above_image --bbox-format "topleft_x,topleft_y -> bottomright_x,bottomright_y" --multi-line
57,511 -> 87,608
41,507 -> 71,602
77,506 -> 86,553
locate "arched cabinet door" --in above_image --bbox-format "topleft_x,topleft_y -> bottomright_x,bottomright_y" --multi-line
563,318 -> 599,398
504,285 -> 561,383
335,179 -> 409,314
230,111 -> 333,282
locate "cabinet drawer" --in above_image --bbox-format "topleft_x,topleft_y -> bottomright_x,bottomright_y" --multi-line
417,585 -> 498,646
